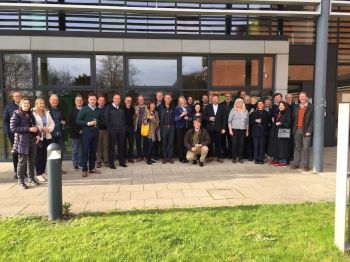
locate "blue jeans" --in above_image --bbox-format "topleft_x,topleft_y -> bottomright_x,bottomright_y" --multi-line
81,130 -> 99,172
72,138 -> 82,167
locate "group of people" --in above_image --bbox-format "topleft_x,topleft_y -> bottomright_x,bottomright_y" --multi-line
3,90 -> 313,189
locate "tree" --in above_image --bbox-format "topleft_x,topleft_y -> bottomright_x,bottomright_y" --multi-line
3,55 -> 32,89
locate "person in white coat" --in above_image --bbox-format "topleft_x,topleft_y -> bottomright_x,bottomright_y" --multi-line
32,98 -> 55,182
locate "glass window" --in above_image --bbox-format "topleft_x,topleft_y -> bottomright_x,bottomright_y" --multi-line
251,60 -> 259,87
182,56 -> 208,89
338,65 -> 350,88
3,54 -> 32,89
263,57 -> 273,89
96,55 -> 123,89
212,59 -> 245,87
38,57 -> 91,87
128,58 -> 178,87
0,92 -> 4,160
288,65 -> 314,81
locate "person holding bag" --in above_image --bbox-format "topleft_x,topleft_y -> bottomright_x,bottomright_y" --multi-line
143,101 -> 160,165
271,101 -> 292,167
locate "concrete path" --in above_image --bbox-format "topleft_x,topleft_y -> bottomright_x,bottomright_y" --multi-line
0,148 -> 342,217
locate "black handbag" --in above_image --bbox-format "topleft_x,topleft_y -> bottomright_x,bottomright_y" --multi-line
277,128 -> 291,138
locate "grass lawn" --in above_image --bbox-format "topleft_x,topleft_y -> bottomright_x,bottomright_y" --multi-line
0,202 -> 349,262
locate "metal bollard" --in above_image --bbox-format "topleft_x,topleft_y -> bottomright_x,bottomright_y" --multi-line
47,143 -> 63,220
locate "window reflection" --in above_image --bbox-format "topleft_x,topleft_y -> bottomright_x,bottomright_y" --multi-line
38,57 -> 91,87
212,59 -> 246,87
3,54 -> 32,89
128,59 -> 178,87
288,65 -> 314,81
263,57 -> 273,89
182,56 -> 208,89
96,55 -> 123,89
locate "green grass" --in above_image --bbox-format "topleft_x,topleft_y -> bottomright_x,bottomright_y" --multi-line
0,202 -> 349,262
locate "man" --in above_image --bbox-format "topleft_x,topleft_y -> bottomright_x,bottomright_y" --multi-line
156,91 -> 164,109
203,93 -> 227,163
76,93 -> 102,177
201,94 -> 209,111
271,93 -> 283,117
134,95 -> 147,161
285,93 -> 295,113
291,92 -> 313,171
184,118 -> 211,167
154,91 -> 164,160
159,93 -> 175,164
124,96 -> 135,163
48,94 -> 67,174
96,95 -> 109,168
220,93 -> 234,159
68,95 -> 83,170
105,93 -> 127,169
3,91 -> 22,179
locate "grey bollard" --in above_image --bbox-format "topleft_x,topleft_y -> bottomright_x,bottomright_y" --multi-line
47,143 -> 62,220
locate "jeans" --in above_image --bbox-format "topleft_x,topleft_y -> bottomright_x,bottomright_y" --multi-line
232,129 -> 246,160
81,130 -> 99,172
161,126 -> 175,160
72,138 -> 82,167
253,136 -> 265,162
146,138 -> 153,162
17,137 -> 36,181
125,125 -> 135,159
208,130 -> 222,158
7,133 -> 18,174
36,138 -> 51,175
135,127 -> 147,158
108,130 -> 126,166
293,128 -> 312,167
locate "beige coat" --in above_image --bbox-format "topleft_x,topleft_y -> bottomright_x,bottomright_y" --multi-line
143,110 -> 160,142
33,110 -> 55,140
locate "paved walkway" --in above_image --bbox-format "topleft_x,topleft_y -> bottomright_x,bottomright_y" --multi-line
0,148 -> 343,217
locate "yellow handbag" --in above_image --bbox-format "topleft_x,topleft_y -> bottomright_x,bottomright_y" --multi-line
141,112 -> 150,137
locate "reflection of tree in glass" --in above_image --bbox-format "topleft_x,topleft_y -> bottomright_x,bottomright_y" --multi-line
96,56 -> 124,88
3,55 -> 32,89
48,68 -> 73,87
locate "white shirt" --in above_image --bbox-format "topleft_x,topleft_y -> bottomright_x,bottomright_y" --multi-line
213,104 -> 218,115
88,104 -> 96,111
112,103 -> 120,109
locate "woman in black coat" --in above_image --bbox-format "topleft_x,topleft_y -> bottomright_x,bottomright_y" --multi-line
271,102 -> 292,167
250,101 -> 270,164
10,98 -> 41,189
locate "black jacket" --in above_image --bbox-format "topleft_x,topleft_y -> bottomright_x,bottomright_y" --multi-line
220,101 -> 234,129
249,110 -> 270,137
292,103 -> 314,136
3,101 -> 19,134
69,107 -> 82,139
274,111 -> 292,160
104,104 -> 126,133
158,104 -> 175,127
202,103 -> 227,132
184,128 -> 211,151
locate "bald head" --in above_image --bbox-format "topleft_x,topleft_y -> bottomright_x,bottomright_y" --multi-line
12,92 -> 22,105
49,94 -> 59,108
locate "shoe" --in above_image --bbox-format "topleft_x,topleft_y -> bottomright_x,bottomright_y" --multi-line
42,174 -> 48,180
192,160 -> 197,165
29,178 -> 40,186
232,159 -> 237,164
89,169 -> 101,174
104,162 -> 109,167
36,175 -> 47,182
96,162 -> 102,168
136,157 -> 143,162
183,159 -> 189,163
146,161 -> 152,165
276,163 -> 287,167
73,165 -> 79,170
81,171 -> 88,177
303,166 -> 310,171
151,160 -> 157,164
128,159 -> 135,163
154,156 -> 159,161
207,157 -> 213,162
110,165 -> 116,169
239,159 -> 244,163
162,159 -> 167,164
254,160 -> 259,164
168,159 -> 175,164
60,170 -> 67,174
120,163 -> 127,168
19,182 -> 29,189
260,160 -> 264,165
290,164 -> 299,169
199,161 -> 204,167
217,158 -> 224,163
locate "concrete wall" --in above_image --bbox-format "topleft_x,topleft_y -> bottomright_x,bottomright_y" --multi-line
0,35 -> 289,92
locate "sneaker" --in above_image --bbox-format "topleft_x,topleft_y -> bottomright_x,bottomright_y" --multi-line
42,174 -> 48,180
36,175 -> 47,182
29,178 -> 40,186
19,182 -> 29,189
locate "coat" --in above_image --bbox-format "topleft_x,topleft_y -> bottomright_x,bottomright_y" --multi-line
202,104 -> 227,132
69,107 -> 82,139
249,110 -> 270,137
184,127 -> 211,151
143,110 -> 160,142
292,103 -> 314,136
272,111 -> 292,160
134,105 -> 148,131
3,101 -> 19,134
10,110 -> 41,155
158,104 -> 176,127
175,105 -> 193,129
33,110 -> 55,140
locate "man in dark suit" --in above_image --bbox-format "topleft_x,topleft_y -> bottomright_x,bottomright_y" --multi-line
154,91 -> 164,160
220,93 -> 234,159
203,93 -> 227,163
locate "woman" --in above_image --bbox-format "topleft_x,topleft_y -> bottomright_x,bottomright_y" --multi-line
10,98 -> 41,189
244,96 -> 257,161
143,101 -> 160,165
228,98 -> 249,163
175,96 -> 192,163
271,102 -> 292,167
193,103 -> 202,121
33,98 -> 55,182
250,101 -> 269,164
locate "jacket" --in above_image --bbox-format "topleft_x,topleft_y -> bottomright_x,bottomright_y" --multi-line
69,107 -> 82,139
134,105 -> 148,131
143,110 -> 160,142
184,128 -> 211,151
249,110 -> 270,137
104,104 -> 126,133
3,101 -> 19,134
158,104 -> 175,127
33,110 -> 55,140
76,105 -> 102,132
220,101 -> 234,128
175,105 -> 192,129
202,103 -> 227,132
292,103 -> 314,136
48,106 -> 66,138
10,110 -> 41,155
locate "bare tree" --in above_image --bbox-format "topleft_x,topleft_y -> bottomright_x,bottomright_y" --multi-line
3,55 -> 32,89
96,56 -> 123,88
